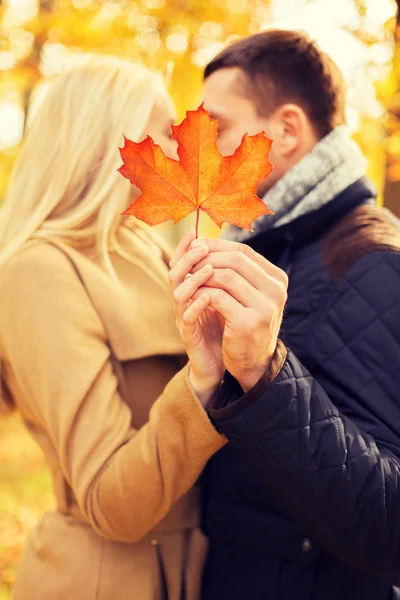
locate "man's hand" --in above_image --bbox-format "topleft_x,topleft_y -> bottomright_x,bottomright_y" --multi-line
189,237 -> 288,392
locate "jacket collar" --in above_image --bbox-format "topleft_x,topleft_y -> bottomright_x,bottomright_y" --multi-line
247,177 -> 376,264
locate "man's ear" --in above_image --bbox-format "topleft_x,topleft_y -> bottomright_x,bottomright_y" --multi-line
273,103 -> 308,158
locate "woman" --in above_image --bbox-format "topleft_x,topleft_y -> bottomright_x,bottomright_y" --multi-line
0,56 -> 226,600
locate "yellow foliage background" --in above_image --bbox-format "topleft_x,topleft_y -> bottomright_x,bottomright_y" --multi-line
1,0 -> 400,597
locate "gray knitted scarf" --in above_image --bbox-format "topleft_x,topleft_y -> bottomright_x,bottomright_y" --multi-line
225,125 -> 368,242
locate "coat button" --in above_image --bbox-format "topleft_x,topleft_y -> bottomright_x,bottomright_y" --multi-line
301,537 -> 312,552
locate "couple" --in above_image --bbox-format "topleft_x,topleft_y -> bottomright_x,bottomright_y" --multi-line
1,28 -> 400,600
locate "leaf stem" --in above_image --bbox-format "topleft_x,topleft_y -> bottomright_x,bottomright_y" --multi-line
195,207 -> 200,239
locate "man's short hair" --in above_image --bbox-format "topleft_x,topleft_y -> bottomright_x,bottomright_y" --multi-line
204,29 -> 347,139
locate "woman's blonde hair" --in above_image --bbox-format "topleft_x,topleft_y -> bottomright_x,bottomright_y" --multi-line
0,54 -> 172,276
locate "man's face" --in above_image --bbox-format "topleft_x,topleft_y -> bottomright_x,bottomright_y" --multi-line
202,67 -> 283,195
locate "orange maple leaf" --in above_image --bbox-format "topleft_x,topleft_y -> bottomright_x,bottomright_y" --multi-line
118,104 -> 274,232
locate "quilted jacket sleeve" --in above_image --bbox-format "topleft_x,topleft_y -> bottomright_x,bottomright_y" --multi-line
208,250 -> 400,576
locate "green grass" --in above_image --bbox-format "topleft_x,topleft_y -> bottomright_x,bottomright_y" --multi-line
0,413 -> 53,598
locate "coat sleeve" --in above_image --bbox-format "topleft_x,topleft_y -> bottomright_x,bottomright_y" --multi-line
0,245 -> 226,543
208,250 -> 400,577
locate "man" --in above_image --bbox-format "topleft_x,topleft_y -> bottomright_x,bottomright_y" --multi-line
171,29 -> 400,599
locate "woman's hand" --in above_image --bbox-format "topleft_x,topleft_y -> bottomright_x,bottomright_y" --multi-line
169,229 -> 224,406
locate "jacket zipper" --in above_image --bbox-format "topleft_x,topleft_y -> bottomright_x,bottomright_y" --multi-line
151,539 -> 170,600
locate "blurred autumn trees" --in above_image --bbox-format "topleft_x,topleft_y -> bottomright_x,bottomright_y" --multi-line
0,0 -> 272,209
0,0 -> 399,217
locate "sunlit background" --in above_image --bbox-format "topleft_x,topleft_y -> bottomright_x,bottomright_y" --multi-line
1,0 -> 400,597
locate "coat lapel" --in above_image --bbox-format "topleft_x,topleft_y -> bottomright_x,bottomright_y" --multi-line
43,239 -> 186,362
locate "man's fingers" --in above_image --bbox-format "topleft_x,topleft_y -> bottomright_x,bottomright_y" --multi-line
169,228 -> 196,269
169,244 -> 209,292
191,237 -> 286,283
190,251 -> 270,293
202,268 -> 265,308
192,287 -> 246,325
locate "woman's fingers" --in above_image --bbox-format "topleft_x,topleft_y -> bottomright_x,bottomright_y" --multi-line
180,294 -> 211,343
173,264 -> 214,320
169,228 -> 196,269
169,244 -> 210,293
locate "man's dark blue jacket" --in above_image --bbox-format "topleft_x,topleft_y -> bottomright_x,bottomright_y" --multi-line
201,178 -> 400,600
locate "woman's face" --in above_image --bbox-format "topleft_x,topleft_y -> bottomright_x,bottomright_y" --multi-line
144,97 -> 178,160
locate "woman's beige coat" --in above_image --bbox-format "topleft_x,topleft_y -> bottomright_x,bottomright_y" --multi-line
0,231 -> 226,600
